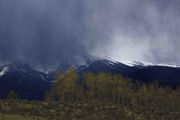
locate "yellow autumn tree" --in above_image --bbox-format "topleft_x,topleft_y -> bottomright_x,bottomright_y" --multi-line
52,69 -> 83,103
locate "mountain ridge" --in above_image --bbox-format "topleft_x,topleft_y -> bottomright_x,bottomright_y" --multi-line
0,58 -> 180,99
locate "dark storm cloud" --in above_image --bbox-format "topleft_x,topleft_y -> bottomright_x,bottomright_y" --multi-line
0,0 -> 88,67
0,0 -> 180,68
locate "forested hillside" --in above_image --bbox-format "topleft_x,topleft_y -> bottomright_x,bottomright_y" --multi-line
0,69 -> 179,120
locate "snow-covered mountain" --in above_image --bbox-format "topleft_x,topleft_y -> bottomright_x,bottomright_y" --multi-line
0,58 -> 180,99
0,60 -> 51,99
51,58 -> 180,87
77,59 -> 180,86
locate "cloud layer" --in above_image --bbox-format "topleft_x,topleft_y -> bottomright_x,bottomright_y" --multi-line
0,0 -> 180,68
89,0 -> 180,65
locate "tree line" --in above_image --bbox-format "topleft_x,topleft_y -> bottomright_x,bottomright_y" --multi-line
46,69 -> 180,111
2,68 -> 180,119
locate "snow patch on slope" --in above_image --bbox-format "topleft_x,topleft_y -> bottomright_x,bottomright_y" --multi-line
127,61 -> 180,68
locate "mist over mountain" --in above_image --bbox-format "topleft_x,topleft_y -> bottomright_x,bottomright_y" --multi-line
0,0 -> 180,69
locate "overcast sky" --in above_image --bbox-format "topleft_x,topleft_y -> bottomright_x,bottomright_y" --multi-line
0,0 -> 180,68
